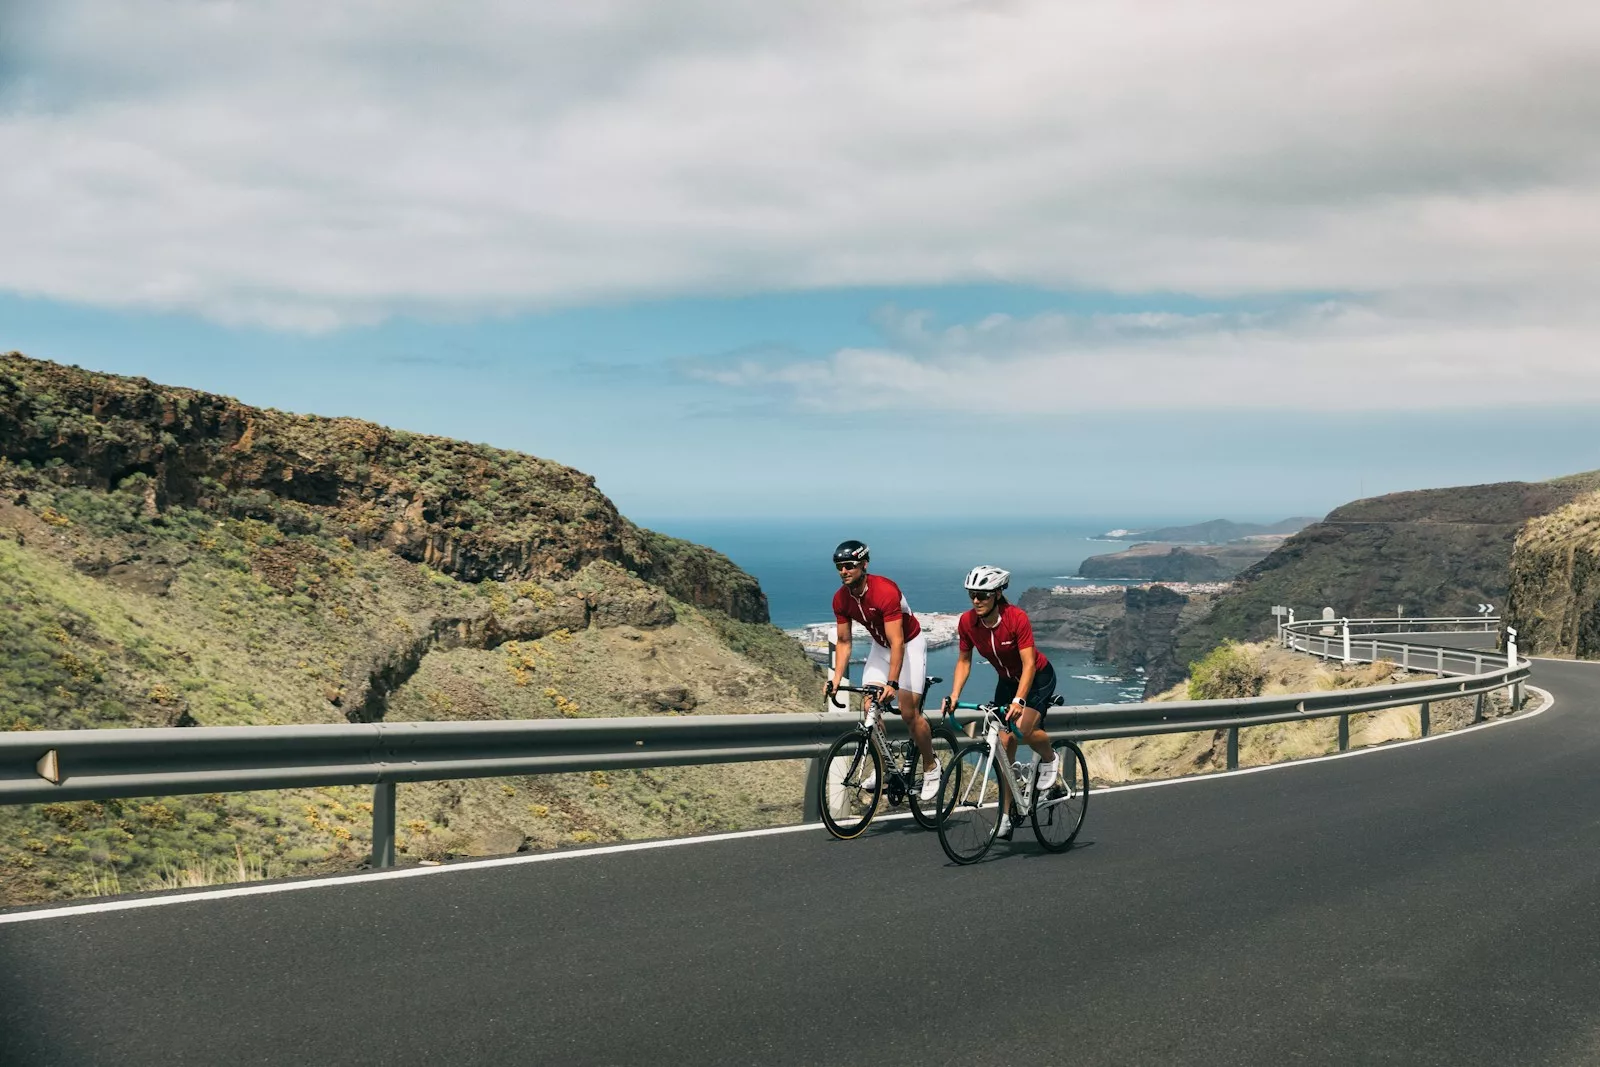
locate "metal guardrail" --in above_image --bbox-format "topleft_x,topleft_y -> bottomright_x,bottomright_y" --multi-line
0,619 -> 1528,869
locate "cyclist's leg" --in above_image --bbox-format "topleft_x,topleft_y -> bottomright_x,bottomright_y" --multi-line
860,640 -> 890,700
897,634 -> 936,768
993,677 -> 1021,812
1020,663 -> 1058,762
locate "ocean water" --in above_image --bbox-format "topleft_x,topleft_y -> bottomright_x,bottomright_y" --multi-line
647,517 -> 1177,707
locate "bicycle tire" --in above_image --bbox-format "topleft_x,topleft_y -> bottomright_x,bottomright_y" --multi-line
818,732 -> 884,839
909,722 -> 961,829
937,741 -> 1002,864
1030,740 -> 1088,852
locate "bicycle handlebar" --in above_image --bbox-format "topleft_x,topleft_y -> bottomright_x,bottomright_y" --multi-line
945,700 -> 1022,738
826,682 -> 899,712
824,680 -> 945,714
945,695 -> 1063,737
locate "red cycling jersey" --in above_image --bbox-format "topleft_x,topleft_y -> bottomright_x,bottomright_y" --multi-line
958,603 -> 1049,681
833,574 -> 922,648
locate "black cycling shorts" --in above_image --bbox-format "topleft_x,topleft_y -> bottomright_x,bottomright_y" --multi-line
993,661 -> 1057,721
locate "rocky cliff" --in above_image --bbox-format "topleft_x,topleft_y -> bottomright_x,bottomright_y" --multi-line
0,353 -> 765,623
1015,587 -> 1125,650
1096,587 -> 1219,696
1504,490 -> 1600,657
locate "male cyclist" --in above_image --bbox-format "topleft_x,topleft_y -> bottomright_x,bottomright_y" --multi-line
826,540 -> 940,802
942,565 -> 1058,838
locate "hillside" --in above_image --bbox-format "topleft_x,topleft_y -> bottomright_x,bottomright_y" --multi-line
0,353 -> 822,905
1171,472 -> 1600,672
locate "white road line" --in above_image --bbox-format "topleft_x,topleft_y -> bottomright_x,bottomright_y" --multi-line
0,684 -> 1559,926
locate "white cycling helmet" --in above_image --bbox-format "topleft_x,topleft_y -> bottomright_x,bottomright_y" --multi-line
963,565 -> 1010,592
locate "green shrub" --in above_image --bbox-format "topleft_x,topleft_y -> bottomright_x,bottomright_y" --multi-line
1188,641 -> 1267,701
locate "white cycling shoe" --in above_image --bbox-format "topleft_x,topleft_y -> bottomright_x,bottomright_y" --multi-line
918,767 -> 941,803
997,813 -> 1014,840
858,773 -> 878,793
1036,756 -> 1059,793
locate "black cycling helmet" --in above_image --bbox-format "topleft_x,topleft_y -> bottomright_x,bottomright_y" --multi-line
832,539 -> 870,565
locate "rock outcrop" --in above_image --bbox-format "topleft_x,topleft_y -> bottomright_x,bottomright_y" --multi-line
1505,490 -> 1600,657
0,352 -> 767,623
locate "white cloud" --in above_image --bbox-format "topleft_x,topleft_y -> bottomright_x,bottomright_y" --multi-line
690,297 -> 1600,411
3,0 -> 1599,399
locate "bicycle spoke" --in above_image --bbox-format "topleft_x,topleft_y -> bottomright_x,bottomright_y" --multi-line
937,744 -> 1001,864
819,733 -> 882,840
1030,741 -> 1088,852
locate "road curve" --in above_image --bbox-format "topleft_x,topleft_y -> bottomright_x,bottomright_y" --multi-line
3,634 -> 1599,1066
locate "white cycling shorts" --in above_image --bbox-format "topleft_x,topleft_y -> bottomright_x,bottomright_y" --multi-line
860,632 -> 928,696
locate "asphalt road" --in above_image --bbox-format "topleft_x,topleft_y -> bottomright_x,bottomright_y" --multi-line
4,633 -> 1599,1066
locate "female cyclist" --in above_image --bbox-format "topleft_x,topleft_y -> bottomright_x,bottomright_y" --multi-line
941,565 -> 1058,838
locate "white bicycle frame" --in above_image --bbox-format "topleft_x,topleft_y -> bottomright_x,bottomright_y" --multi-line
955,709 -> 1072,820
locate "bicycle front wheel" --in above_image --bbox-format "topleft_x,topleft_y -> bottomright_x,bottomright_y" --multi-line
908,723 -> 960,830
1031,740 -> 1088,852
937,742 -> 1002,864
819,732 -> 884,840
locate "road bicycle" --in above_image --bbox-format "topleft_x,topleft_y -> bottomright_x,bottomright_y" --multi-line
936,698 -> 1088,864
817,680 -> 961,839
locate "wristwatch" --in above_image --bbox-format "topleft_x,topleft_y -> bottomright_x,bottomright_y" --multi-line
886,679 -> 900,690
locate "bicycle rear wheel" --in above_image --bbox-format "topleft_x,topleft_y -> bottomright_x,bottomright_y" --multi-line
937,742 -> 1002,864
908,722 -> 960,830
819,732 -> 883,839
1030,740 -> 1088,852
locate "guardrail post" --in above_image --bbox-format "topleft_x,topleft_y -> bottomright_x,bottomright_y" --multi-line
1419,701 -> 1430,737
1402,644 -> 1410,670
1474,692 -> 1486,723
1226,727 -> 1239,771
1337,714 -> 1349,752
803,756 -> 824,822
1369,639 -> 1378,662
1437,647 -> 1445,675
1342,618 -> 1352,664
1474,654 -> 1483,675
371,782 -> 397,869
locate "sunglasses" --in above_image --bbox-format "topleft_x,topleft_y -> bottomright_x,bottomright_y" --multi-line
836,562 -> 863,571
969,590 -> 996,600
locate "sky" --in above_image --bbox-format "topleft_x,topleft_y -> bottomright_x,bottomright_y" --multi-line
3,1 -> 1599,523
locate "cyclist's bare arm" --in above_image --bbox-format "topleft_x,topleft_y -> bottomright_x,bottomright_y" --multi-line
829,618 -> 852,692
946,646 -> 973,712
883,616 -> 905,689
